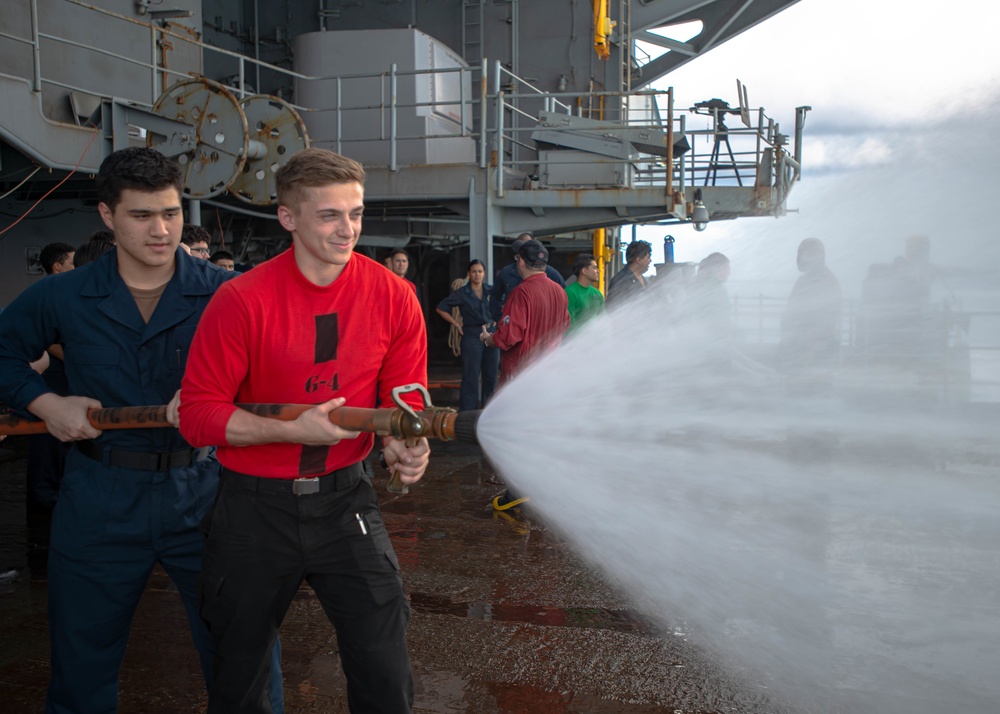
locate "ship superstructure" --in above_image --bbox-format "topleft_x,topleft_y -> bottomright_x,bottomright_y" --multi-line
0,0 -> 805,305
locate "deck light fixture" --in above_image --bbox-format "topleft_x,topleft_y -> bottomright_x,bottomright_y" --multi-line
692,189 -> 710,232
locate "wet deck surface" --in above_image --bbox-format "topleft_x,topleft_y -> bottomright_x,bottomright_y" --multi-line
0,436 -> 785,714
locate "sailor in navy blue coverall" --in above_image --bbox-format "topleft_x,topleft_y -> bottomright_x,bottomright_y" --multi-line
0,148 -> 281,713
435,260 -> 499,411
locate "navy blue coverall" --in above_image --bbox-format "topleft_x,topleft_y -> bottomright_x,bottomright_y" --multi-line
436,283 -> 499,410
0,248 -> 282,713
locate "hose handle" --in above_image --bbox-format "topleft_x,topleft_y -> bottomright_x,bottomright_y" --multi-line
384,384 -> 433,494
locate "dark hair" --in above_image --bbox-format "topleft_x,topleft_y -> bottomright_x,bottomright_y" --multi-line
573,253 -> 596,278
73,239 -> 114,268
276,148 -> 366,211
389,248 -> 409,259
511,233 -> 533,253
39,242 -> 75,274
467,259 -> 485,272
86,229 -> 115,245
697,251 -> 730,279
95,147 -> 183,211
181,224 -> 211,247
210,250 -> 234,263
625,240 -> 652,265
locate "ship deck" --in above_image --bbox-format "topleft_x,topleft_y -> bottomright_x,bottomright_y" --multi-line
0,421 -> 785,713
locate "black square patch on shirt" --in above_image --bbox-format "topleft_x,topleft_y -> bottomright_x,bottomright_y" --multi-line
314,313 -> 339,364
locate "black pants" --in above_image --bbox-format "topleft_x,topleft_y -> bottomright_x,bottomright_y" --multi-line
200,465 -> 412,713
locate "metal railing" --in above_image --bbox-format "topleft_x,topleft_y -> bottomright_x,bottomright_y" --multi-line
731,293 -> 1000,403
490,64 -> 795,199
6,0 -> 800,204
492,81 -> 680,189
5,0 -> 487,170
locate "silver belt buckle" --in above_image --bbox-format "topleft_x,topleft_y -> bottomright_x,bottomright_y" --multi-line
292,477 -> 320,495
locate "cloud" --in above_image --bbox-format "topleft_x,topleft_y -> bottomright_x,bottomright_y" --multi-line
636,0 -> 1000,295
806,134 -> 894,174
656,0 -> 1000,131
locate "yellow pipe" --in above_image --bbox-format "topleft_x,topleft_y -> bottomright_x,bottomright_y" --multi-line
592,228 -> 609,295
593,0 -> 616,61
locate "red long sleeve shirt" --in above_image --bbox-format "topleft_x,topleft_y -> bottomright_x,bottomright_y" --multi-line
179,249 -> 427,478
492,272 -> 569,383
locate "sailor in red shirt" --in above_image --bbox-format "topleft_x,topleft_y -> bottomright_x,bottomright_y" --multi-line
481,239 -> 568,512
482,239 -> 570,384
179,148 -> 429,713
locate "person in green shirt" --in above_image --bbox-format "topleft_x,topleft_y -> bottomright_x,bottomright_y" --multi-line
565,253 -> 605,328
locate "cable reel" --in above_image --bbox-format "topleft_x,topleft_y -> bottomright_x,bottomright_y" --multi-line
231,94 -> 310,205
149,78 -> 309,204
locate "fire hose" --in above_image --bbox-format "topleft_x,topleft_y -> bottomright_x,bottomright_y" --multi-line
0,384 -> 481,494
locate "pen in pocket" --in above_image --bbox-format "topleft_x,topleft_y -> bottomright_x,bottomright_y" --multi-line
355,512 -> 368,535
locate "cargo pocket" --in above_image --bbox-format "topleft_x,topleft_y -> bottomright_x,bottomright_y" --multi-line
362,508 -> 401,573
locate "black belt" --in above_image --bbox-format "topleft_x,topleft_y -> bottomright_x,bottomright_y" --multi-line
77,440 -> 208,472
221,463 -> 363,496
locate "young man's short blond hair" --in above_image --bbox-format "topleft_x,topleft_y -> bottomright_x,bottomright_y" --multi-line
275,148 -> 366,211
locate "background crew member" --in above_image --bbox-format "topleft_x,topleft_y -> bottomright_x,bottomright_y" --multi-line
181,223 -> 211,258
606,239 -> 652,308
565,253 -> 605,328
210,250 -> 237,271
38,242 -> 76,275
778,238 -> 842,380
490,233 -> 566,322
435,258 -> 499,410
179,147 -> 429,714
482,238 -> 569,511
387,247 -> 420,298
483,239 -> 570,384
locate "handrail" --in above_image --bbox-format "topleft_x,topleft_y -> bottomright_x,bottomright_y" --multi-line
29,0 -> 41,91
495,61 -> 572,115
490,85 -> 790,193
731,293 -> 998,403
7,0 -> 803,212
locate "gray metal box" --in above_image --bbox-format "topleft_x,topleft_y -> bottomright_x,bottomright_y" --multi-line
294,29 -> 475,166
538,150 -> 635,188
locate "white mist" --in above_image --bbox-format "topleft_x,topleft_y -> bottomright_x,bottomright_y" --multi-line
477,287 -> 1000,713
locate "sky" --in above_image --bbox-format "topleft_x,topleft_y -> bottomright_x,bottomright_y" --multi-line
634,0 -> 1000,293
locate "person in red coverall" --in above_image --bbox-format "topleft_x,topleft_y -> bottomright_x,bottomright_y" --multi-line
480,238 -> 569,511
178,147 -> 430,714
